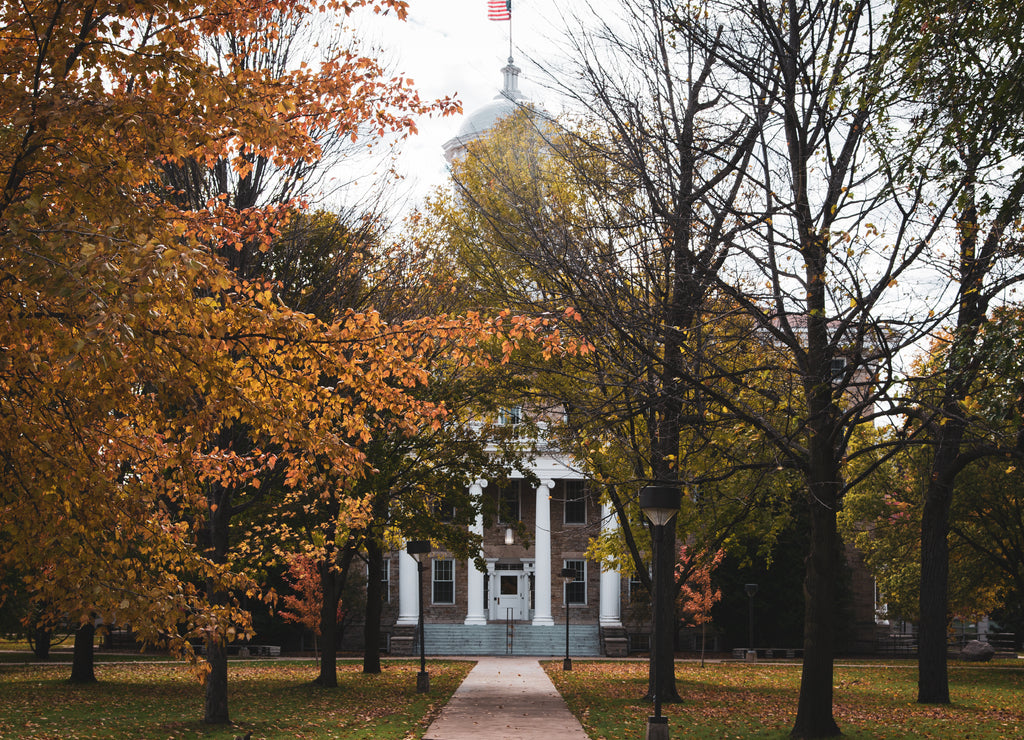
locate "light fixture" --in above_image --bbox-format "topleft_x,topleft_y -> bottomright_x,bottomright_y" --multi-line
639,485 -> 682,526
746,583 -> 759,661
406,539 -> 431,693
504,527 -> 514,545
639,485 -> 681,740
561,567 -> 575,671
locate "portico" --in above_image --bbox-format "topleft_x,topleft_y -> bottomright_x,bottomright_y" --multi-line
396,470 -> 622,640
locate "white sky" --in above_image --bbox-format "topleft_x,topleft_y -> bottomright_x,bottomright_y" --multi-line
361,0 -> 579,206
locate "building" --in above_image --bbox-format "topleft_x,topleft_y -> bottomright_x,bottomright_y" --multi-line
337,60 -> 886,660
335,61 -> 637,658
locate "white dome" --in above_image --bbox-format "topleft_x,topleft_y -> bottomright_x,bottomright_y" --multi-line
455,94 -> 523,140
443,58 -> 528,162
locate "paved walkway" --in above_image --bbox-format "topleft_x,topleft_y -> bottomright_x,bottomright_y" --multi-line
423,657 -> 590,740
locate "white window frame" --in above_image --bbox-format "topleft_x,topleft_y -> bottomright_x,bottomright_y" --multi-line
499,405 -> 523,426
432,558 -> 455,605
830,357 -> 848,379
563,559 -> 587,605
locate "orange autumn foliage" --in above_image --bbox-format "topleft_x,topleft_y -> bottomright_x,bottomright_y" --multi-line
676,545 -> 724,627
0,0 -> 584,659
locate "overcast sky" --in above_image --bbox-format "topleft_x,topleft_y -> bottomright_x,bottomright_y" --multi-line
361,0 -> 582,207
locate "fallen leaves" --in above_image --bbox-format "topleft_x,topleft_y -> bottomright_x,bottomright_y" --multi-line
0,659 -> 475,739
544,660 -> 1024,740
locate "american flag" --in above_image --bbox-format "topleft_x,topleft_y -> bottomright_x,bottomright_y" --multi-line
488,0 -> 511,21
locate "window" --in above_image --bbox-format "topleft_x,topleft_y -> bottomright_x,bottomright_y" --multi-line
563,559 -> 587,605
432,559 -> 455,605
499,405 -> 523,426
432,493 -> 457,522
499,484 -> 520,523
367,560 -> 391,603
628,570 -> 649,603
830,357 -> 848,378
564,480 -> 586,525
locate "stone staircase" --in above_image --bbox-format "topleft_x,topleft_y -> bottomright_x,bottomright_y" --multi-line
419,624 -> 601,657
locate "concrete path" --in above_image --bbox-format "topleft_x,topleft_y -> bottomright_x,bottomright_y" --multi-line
423,657 -> 590,740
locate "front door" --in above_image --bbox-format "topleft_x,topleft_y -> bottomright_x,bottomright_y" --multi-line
494,572 -> 527,620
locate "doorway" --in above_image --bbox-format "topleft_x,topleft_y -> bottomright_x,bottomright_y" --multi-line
490,563 -> 531,621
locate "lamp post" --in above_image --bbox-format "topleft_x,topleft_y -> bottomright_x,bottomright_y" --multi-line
407,539 -> 431,693
745,583 -> 758,661
560,566 -> 575,671
639,485 -> 681,740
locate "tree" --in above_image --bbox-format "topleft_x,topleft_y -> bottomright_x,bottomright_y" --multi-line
230,208 -> 555,686
839,428 -> 1008,625
882,0 -> 1024,704
431,0 -> 774,704
676,545 -> 724,666
1,0 -> 589,726
144,3 -> 451,717
646,1 -> 960,733
279,553 -> 329,654
442,1 -> 955,734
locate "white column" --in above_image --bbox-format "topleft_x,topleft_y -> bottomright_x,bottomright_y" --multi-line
396,546 -> 420,626
532,479 -> 555,625
465,479 -> 488,625
600,501 -> 623,626
486,562 -> 497,621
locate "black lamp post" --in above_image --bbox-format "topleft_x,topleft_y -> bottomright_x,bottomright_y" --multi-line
407,539 -> 431,693
560,566 -> 575,671
639,485 -> 681,740
745,583 -> 758,660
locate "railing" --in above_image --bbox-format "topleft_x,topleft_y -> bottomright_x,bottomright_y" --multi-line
506,608 -> 514,655
948,631 -> 1017,654
878,630 -> 1018,657
876,633 -> 917,656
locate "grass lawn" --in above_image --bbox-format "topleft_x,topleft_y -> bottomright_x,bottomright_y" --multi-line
0,658 -> 473,739
544,659 -> 1024,739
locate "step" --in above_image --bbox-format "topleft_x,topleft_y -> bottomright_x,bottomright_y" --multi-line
420,624 -> 602,656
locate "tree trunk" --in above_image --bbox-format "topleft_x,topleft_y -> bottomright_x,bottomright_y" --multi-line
316,558 -> 339,688
363,539 -> 384,674
30,626 -> 51,660
790,483 -> 842,738
68,621 -> 96,684
315,545 -> 356,686
915,189 -> 986,703
645,519 -> 681,703
918,428 -> 963,704
918,480 -> 953,703
203,489 -> 231,724
204,636 -> 229,723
